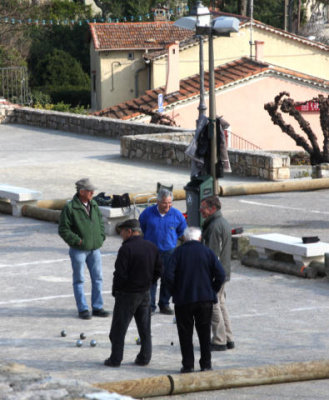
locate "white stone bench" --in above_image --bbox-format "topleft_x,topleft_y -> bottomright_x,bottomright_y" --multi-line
0,184 -> 42,216
99,205 -> 136,236
249,233 -> 329,267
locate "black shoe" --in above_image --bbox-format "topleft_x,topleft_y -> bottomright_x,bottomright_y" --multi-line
135,357 -> 149,366
227,341 -> 235,349
92,308 -> 110,317
78,310 -> 92,320
201,367 -> 213,372
210,343 -> 227,351
159,306 -> 174,315
104,358 -> 120,367
180,366 -> 194,373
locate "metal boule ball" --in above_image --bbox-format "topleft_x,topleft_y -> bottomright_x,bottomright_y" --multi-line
60,330 -> 67,337
171,342 -> 174,346
80,333 -> 86,340
76,340 -> 83,347
90,339 -> 97,347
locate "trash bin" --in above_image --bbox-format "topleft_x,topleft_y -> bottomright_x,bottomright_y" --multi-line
184,175 -> 213,227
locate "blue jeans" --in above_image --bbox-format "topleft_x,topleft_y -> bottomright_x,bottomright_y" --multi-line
150,250 -> 173,311
69,248 -> 104,313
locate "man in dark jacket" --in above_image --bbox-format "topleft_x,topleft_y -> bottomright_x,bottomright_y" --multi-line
58,178 -> 109,320
165,227 -> 225,373
105,219 -> 162,368
200,195 -> 234,351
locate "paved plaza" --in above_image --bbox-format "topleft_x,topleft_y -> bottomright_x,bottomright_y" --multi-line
1,123 -> 329,399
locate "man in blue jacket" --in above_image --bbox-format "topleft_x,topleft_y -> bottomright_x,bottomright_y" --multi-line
139,188 -> 187,315
165,226 -> 225,373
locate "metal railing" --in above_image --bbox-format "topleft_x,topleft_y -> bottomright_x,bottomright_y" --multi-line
225,129 -> 262,151
0,66 -> 30,105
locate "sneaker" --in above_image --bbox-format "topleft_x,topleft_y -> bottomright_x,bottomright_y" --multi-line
201,367 -> 212,372
210,343 -> 227,351
135,357 -> 149,366
104,358 -> 120,367
159,306 -> 174,315
180,366 -> 194,373
227,341 -> 235,349
78,310 -> 92,320
92,308 -> 110,317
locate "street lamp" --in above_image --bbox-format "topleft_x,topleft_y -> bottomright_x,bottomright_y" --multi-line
174,3 -> 239,194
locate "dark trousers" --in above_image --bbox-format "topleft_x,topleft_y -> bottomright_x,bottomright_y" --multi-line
150,250 -> 173,311
175,301 -> 213,370
109,290 -> 151,365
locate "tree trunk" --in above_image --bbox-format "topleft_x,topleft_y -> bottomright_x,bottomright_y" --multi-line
238,0 -> 248,16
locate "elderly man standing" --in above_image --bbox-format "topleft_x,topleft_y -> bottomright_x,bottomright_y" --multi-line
200,195 -> 234,351
165,226 -> 225,373
139,188 -> 187,315
105,219 -> 162,367
58,178 -> 109,320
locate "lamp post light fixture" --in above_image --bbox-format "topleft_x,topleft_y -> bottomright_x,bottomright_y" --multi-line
174,4 -> 239,194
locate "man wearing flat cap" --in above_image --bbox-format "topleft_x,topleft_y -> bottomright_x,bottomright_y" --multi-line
104,219 -> 162,367
58,178 -> 109,320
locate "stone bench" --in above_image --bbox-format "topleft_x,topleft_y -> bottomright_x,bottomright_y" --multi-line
0,184 -> 42,216
99,206 -> 135,236
249,233 -> 329,267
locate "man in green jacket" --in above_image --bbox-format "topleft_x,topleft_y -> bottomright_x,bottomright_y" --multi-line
200,195 -> 234,351
58,178 -> 109,320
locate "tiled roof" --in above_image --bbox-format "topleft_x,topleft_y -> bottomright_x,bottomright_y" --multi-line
143,12 -> 329,61
92,57 -> 329,121
89,21 -> 195,51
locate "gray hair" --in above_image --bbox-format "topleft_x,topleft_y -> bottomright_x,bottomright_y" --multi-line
157,188 -> 174,201
184,226 -> 202,242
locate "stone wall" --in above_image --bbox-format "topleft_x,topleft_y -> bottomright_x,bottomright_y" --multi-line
0,105 -> 290,180
0,106 -> 191,138
121,132 -> 291,181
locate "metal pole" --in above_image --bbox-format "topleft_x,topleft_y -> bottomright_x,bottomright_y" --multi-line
208,31 -> 218,195
197,35 -> 207,123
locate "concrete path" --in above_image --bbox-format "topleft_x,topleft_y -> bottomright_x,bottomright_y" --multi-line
1,123 -> 329,399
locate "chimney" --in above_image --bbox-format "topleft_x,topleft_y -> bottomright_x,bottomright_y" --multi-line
255,41 -> 264,62
165,41 -> 180,94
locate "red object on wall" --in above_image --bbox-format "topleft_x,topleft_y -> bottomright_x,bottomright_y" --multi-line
295,101 -> 319,112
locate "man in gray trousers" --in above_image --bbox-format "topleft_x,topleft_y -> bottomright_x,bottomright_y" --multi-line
200,195 -> 234,351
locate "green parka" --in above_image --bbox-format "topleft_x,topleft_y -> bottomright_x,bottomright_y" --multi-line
202,209 -> 231,281
58,194 -> 105,250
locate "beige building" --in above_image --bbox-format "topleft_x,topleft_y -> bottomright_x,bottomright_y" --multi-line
90,15 -> 329,112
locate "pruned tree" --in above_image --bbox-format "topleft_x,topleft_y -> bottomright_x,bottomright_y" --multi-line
264,91 -> 329,165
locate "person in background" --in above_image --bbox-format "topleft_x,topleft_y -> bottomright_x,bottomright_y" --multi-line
58,178 -> 109,320
200,195 -> 234,351
139,188 -> 187,315
104,219 -> 162,367
165,226 -> 225,373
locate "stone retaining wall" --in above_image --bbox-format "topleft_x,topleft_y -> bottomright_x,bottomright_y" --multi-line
0,106 -> 190,138
121,132 -> 291,180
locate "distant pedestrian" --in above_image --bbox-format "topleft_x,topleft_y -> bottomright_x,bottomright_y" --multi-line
58,178 -> 109,320
200,195 -> 234,351
165,227 -> 225,373
139,188 -> 187,315
105,219 -> 162,368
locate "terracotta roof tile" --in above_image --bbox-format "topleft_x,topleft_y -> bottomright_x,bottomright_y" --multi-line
89,21 -> 194,51
92,57 -> 329,120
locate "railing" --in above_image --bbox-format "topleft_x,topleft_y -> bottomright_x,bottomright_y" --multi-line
0,66 -> 30,105
225,129 -> 262,151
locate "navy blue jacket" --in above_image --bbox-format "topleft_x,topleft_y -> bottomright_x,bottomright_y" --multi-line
165,240 -> 225,306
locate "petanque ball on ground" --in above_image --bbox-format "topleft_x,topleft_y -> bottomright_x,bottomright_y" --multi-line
80,333 -> 86,340
76,340 -> 83,347
60,330 -> 67,337
171,342 -> 174,346
90,339 -> 97,347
